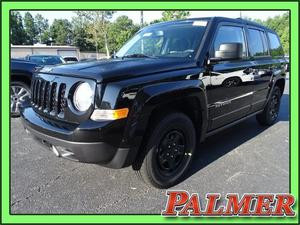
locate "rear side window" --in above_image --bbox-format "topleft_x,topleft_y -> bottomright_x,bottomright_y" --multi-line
268,32 -> 284,57
248,28 -> 268,57
213,25 -> 246,57
260,31 -> 269,54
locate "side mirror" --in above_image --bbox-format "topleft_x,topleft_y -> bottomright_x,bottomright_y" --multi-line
209,43 -> 243,64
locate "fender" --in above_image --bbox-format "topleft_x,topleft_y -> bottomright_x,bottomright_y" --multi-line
11,72 -> 33,85
122,79 -> 208,166
265,72 -> 286,107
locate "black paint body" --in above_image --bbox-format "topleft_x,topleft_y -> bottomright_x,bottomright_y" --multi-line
11,59 -> 38,85
20,17 -> 286,168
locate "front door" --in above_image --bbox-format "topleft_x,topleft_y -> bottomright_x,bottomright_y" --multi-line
204,24 -> 254,130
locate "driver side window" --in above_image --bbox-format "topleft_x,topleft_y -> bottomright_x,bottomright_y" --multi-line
213,25 -> 247,58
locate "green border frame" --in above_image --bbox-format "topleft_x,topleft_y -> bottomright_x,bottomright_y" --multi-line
1,1 -> 299,224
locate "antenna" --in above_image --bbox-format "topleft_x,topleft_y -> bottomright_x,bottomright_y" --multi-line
239,11 -> 242,18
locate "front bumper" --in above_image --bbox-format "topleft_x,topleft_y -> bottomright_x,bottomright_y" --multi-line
20,106 -> 130,168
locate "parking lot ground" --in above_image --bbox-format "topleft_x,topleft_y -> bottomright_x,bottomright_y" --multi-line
11,74 -> 289,214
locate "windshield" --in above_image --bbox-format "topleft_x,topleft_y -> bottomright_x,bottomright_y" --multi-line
116,20 -> 208,59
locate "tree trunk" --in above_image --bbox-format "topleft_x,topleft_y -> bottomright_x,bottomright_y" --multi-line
104,33 -> 110,58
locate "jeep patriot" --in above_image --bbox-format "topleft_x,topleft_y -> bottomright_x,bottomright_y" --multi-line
21,17 -> 287,188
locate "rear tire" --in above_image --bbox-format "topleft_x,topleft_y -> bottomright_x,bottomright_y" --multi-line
135,112 -> 196,188
256,86 -> 281,126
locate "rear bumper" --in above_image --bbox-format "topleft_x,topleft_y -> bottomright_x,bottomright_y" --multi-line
21,106 -> 130,168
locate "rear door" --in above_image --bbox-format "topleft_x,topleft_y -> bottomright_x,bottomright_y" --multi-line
246,27 -> 285,112
246,27 -> 273,112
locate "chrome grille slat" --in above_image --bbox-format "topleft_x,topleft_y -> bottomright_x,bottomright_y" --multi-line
57,83 -> 66,116
39,81 -> 46,110
36,80 -> 41,107
50,83 -> 57,116
42,82 -> 50,111
46,82 -> 52,112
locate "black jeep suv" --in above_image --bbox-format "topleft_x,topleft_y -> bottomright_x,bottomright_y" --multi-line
21,17 -> 287,188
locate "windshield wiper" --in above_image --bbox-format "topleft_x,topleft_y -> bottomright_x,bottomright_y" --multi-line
122,53 -> 151,59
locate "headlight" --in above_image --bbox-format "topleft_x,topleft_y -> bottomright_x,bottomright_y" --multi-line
73,82 -> 94,111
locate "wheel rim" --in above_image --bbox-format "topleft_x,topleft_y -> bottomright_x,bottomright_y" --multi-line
157,130 -> 187,175
10,85 -> 30,114
269,93 -> 280,120
225,79 -> 239,87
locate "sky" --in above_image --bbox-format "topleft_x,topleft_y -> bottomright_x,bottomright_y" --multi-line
19,10 -> 287,25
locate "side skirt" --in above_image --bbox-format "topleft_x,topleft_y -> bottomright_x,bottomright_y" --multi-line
205,110 -> 263,138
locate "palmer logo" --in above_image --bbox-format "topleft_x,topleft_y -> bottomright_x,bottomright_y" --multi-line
162,191 -> 296,217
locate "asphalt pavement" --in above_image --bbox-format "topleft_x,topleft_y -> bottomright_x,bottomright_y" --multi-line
10,74 -> 289,214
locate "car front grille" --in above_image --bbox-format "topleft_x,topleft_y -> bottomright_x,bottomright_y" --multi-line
30,73 -> 96,123
32,79 -> 66,118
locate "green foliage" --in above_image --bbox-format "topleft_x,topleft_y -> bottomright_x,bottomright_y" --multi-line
244,13 -> 289,55
108,16 -> 140,53
24,12 -> 37,44
264,13 -> 289,55
35,14 -> 49,43
161,11 -> 190,21
10,12 -> 26,45
71,16 -> 95,51
149,11 -> 190,25
50,19 -> 73,45
76,11 -> 115,57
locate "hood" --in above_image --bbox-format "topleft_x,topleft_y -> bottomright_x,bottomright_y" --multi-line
39,58 -> 197,83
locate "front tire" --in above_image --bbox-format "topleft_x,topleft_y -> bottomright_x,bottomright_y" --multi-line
256,86 -> 282,126
11,81 -> 31,117
136,112 -> 196,188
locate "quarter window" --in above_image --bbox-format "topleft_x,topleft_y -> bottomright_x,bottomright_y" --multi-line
248,28 -> 268,57
268,32 -> 284,57
213,25 -> 246,57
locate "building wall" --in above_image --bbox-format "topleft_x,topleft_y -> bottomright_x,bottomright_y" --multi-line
80,52 -> 106,59
11,46 -> 80,59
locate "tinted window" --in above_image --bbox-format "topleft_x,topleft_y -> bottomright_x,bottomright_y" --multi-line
260,31 -> 269,54
268,32 -> 284,57
116,20 -> 208,58
248,28 -> 268,57
213,25 -> 246,57
30,56 -> 64,65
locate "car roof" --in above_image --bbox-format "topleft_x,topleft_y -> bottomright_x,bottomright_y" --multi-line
147,17 -> 275,33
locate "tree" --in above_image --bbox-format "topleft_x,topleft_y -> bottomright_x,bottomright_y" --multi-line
40,30 -> 51,44
264,13 -> 289,55
35,14 -> 49,43
24,12 -> 37,44
10,12 -> 26,45
161,11 -> 190,21
50,19 -> 73,45
76,11 -> 115,58
71,16 -> 95,51
108,16 -> 139,53
244,13 -> 289,55
140,11 -> 144,26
